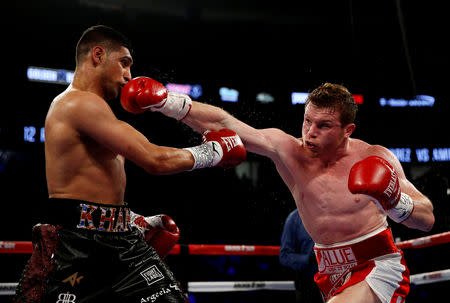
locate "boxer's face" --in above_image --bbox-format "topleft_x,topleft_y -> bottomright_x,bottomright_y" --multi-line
100,46 -> 133,101
302,103 -> 348,155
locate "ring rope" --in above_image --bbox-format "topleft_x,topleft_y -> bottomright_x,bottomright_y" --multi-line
1,269 -> 449,296
186,269 -> 450,292
1,231 -> 449,255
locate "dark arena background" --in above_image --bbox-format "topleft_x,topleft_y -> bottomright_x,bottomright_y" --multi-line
1,0 -> 449,302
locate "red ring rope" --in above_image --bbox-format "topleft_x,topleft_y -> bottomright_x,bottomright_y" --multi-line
1,231 -> 449,255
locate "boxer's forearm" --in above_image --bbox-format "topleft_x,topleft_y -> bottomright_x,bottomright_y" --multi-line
401,194 -> 434,232
182,101 -> 232,133
183,101 -> 286,159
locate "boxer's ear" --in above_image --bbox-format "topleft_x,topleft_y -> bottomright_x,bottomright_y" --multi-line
344,123 -> 355,138
91,46 -> 105,66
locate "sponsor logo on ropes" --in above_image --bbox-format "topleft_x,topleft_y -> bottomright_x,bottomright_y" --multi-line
233,282 -> 265,289
0,241 -> 15,250
224,245 -> 255,252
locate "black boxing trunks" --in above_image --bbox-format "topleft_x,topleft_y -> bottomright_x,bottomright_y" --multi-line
14,198 -> 188,303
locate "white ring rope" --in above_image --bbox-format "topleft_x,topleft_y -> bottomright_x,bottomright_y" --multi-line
1,269 -> 448,295
186,269 -> 450,292
188,281 -> 296,292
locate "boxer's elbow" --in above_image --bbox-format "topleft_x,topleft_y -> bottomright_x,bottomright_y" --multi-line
420,201 -> 435,232
421,214 -> 435,232
403,210 -> 435,232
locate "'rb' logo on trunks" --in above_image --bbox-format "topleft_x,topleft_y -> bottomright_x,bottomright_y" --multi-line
56,292 -> 76,303
317,246 -> 357,274
77,203 -> 131,232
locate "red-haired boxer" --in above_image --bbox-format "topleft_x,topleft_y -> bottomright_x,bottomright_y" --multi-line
15,25 -> 245,303
134,79 -> 435,303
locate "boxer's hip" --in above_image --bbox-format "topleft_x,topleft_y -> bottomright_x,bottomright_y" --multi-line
313,226 -> 398,275
45,198 -> 132,233
313,227 -> 409,302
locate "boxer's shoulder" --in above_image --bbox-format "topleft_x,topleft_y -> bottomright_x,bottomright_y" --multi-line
49,90 -> 113,128
260,128 -> 302,151
348,139 -> 381,159
357,142 -> 399,165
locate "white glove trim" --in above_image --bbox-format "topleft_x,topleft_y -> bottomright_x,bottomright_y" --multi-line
386,192 -> 414,223
153,92 -> 192,121
184,141 -> 223,170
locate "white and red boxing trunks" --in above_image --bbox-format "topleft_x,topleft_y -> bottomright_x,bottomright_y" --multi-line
314,227 -> 409,302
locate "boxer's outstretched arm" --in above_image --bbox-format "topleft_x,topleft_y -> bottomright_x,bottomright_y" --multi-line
121,77 -> 295,162
183,101 -> 282,159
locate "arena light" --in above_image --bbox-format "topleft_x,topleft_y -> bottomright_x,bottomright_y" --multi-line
431,148 -> 450,162
291,92 -> 309,105
352,94 -> 364,104
219,87 -> 239,102
379,95 -> 435,107
27,66 -> 74,85
23,126 -> 45,143
389,148 -> 412,163
291,92 -> 364,105
256,92 -> 274,103
166,83 -> 203,99
389,147 -> 450,162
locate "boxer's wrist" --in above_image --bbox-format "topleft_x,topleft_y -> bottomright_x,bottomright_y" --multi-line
184,142 -> 223,170
156,92 -> 192,121
386,192 -> 414,223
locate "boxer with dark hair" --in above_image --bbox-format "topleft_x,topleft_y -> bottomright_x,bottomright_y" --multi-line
14,25 -> 246,303
131,79 -> 435,302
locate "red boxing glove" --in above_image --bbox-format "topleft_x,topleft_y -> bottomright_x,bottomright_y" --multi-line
348,156 -> 414,223
131,213 -> 180,259
146,215 -> 180,259
120,77 -> 167,114
184,129 -> 246,170
120,77 -> 192,120
202,129 -> 247,168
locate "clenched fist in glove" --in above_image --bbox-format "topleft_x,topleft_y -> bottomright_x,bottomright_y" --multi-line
185,129 -> 247,169
348,155 -> 414,223
120,76 -> 192,120
130,212 -> 180,259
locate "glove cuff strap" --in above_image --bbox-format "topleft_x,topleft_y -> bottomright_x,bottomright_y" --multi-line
387,192 -> 414,223
129,210 -> 141,223
184,142 -> 223,170
158,92 -> 192,121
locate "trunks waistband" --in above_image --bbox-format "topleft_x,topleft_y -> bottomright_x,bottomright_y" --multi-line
45,198 -> 132,233
314,228 -> 398,274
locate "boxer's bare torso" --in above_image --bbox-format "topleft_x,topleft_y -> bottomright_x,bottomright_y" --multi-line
272,135 -> 386,245
45,87 -> 126,206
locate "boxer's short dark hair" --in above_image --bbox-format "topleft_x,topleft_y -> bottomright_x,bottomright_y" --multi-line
75,25 -> 132,65
306,83 -> 358,126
